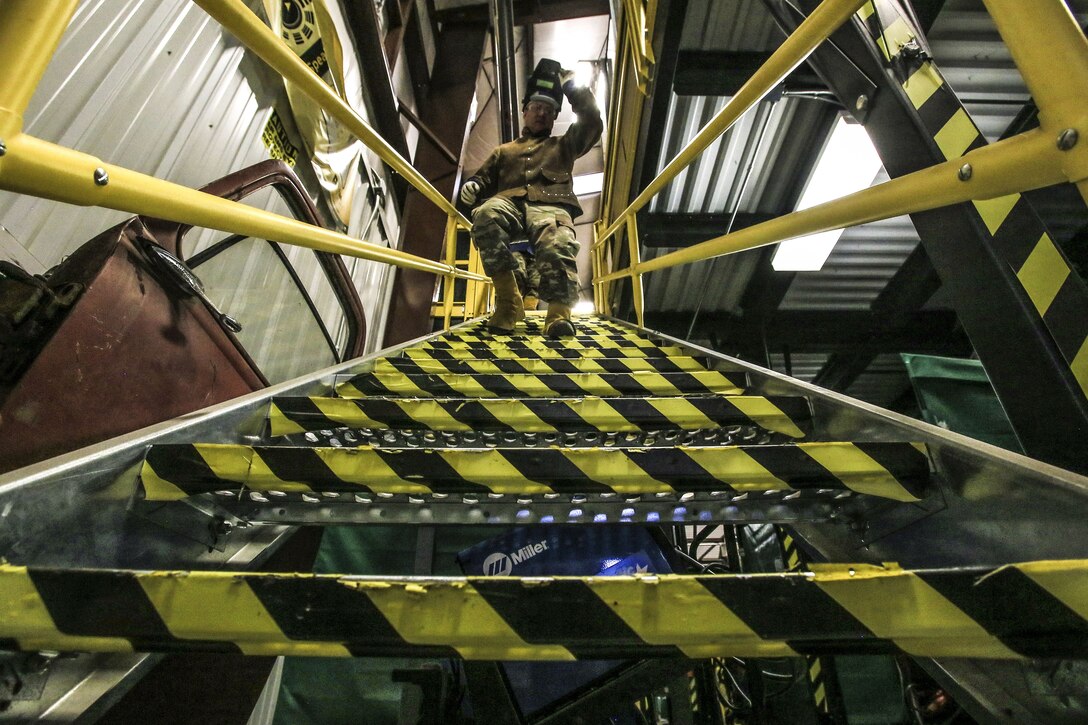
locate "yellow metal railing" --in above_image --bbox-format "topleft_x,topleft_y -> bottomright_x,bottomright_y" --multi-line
0,0 -> 487,332
592,0 -> 1088,325
621,0 -> 657,94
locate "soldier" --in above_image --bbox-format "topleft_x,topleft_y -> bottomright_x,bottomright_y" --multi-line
459,61 -> 603,337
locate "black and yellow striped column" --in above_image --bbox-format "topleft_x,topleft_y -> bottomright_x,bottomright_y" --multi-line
778,527 -> 846,724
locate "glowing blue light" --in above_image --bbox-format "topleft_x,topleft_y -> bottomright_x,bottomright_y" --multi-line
621,507 -> 635,517
516,509 -> 531,519
647,511 -> 660,522
673,506 -> 687,518
594,513 -> 607,522
569,508 -> 583,517
540,515 -> 554,523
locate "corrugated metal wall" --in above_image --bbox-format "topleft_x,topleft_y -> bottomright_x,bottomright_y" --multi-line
0,0 -> 398,354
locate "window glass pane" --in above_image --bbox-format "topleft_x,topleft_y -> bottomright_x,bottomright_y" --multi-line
184,186 -> 352,357
193,237 -> 336,383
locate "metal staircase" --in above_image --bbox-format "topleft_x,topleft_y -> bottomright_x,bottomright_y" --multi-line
3,312 -> 1088,719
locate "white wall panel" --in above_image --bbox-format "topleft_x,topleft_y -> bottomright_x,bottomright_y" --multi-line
0,0 -> 398,355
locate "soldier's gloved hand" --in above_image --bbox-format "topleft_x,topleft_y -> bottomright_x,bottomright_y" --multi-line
459,178 -> 483,206
560,68 -> 577,93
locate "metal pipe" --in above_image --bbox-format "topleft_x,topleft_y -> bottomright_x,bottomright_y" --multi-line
982,0 -> 1088,204
443,218 -> 458,329
597,0 -> 867,247
489,0 -> 519,143
596,126 -> 1069,283
192,0 -> 469,227
0,133 -> 487,280
0,0 -> 80,138
626,216 -> 646,327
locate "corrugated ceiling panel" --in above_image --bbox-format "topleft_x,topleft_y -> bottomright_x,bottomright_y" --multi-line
642,94 -> 833,315
779,214 -> 922,311
766,352 -> 829,383
681,0 -> 781,52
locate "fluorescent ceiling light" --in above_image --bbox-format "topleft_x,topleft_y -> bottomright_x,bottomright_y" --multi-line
573,172 -> 604,196
771,117 -> 884,272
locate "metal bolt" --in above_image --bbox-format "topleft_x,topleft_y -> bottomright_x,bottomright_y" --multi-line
0,140 -> 6,157
1058,128 -> 1079,151
958,163 -> 973,182
93,167 -> 109,186
855,94 -> 869,112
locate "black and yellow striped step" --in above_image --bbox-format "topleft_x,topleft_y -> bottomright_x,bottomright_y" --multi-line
268,395 -> 811,438
5,561 -> 1084,659
443,324 -> 646,338
139,441 -> 928,502
403,345 -> 691,361
487,315 -> 628,331
373,355 -> 710,374
279,427 -> 778,450
336,370 -> 746,398
423,339 -> 661,353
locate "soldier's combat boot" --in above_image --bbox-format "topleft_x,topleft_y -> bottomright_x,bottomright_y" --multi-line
522,294 -> 539,311
486,271 -> 525,333
544,302 -> 574,339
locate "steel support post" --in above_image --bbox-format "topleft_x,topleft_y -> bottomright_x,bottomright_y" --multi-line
489,0 -> 519,144
384,22 -> 489,346
442,217 -> 457,329
626,216 -> 646,327
762,0 -> 1088,474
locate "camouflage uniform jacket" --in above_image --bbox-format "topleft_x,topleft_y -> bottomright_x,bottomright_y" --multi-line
466,86 -> 603,220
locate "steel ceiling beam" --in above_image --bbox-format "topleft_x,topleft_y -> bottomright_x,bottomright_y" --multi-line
672,50 -> 827,96
646,308 -> 967,354
434,0 -> 610,24
638,212 -> 778,247
811,242 -> 944,391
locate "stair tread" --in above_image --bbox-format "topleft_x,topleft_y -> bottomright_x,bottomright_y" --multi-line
11,561 -> 1072,660
140,441 -> 929,502
403,345 -> 690,360
373,355 -> 710,374
278,427 -> 782,449
268,394 -> 811,438
337,370 -> 747,398
422,338 -> 661,351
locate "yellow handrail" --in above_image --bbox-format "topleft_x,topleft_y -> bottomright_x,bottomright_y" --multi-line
597,126 -> 1067,283
593,0 -> 1088,305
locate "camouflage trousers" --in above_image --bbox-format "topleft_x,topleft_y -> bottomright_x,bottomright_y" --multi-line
471,196 -> 579,306
511,248 -> 540,298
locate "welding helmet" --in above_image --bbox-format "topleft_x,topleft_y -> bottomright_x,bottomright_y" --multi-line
522,58 -> 564,113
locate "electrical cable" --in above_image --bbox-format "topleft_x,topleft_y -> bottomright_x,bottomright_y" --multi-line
684,96 -> 775,341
